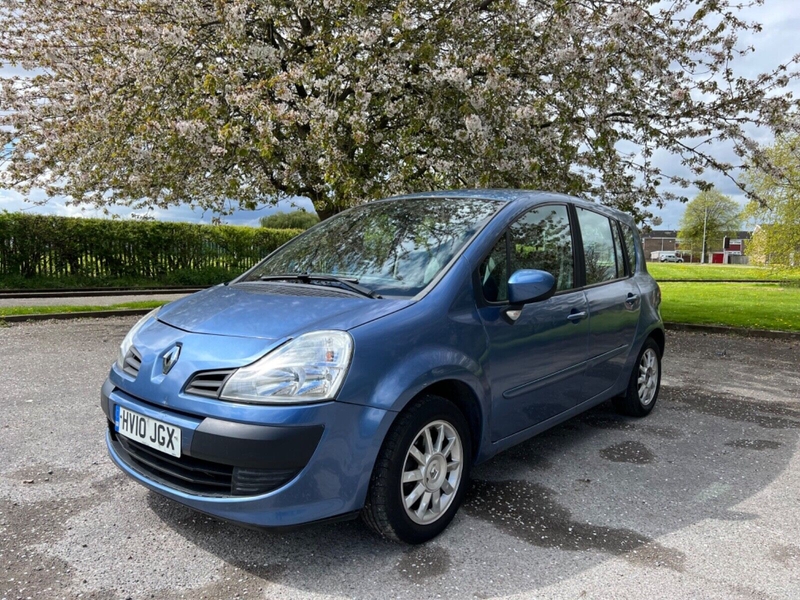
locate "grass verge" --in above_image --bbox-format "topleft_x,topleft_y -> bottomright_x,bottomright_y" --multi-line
660,282 -> 800,332
648,262 -> 800,282
4,280 -> 799,334
0,300 -> 167,317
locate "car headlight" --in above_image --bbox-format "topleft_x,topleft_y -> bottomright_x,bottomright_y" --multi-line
116,307 -> 161,370
220,330 -> 353,404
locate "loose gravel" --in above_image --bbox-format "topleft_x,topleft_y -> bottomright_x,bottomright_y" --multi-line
1,319 -> 799,599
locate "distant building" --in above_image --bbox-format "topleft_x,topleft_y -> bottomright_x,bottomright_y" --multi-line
641,230 -> 751,262
642,230 -> 679,257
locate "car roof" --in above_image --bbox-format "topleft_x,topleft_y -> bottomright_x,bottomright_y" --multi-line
386,189 -> 637,227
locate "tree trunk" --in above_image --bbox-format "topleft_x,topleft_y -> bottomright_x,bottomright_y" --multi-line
311,193 -> 343,221
315,206 -> 339,221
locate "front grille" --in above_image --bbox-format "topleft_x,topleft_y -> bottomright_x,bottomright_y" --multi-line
110,426 -> 233,496
232,467 -> 300,496
123,347 -> 143,377
184,369 -> 235,398
109,423 -> 298,497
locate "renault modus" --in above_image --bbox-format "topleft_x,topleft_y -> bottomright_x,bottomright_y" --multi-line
102,190 -> 664,543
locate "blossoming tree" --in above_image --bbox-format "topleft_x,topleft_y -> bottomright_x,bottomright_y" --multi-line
1,0 -> 798,220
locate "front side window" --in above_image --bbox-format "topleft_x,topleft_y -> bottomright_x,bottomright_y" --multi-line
479,204 -> 575,301
243,198 -> 502,298
510,205 -> 574,291
479,234 -> 509,302
576,208 -> 619,285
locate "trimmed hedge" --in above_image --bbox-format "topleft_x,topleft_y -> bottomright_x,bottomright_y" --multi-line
0,213 -> 302,289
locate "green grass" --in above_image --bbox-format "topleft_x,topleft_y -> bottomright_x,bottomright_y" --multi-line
648,262 -> 800,282
4,275 -> 799,333
0,300 -> 167,317
660,282 -> 800,331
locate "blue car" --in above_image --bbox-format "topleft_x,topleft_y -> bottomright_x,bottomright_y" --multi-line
102,190 -> 664,544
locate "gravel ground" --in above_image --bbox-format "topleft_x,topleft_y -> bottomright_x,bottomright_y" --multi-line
1,318 -> 799,600
0,294 -> 188,308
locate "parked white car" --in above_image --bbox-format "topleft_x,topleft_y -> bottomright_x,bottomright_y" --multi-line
659,252 -> 683,263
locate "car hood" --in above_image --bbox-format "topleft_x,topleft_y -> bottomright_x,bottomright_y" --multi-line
157,283 -> 413,340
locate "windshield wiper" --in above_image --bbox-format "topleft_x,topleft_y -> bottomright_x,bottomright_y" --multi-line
259,273 -> 382,299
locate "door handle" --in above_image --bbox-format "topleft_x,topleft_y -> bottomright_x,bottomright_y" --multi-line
567,310 -> 587,322
625,293 -> 639,307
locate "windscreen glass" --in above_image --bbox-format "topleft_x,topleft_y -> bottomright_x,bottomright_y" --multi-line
242,198 -> 502,297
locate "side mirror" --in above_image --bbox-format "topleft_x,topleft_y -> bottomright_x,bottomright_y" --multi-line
507,269 -> 556,304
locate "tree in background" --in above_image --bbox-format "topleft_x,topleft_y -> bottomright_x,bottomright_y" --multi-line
744,135 -> 800,266
1,1 -> 798,220
678,190 -> 742,261
260,210 -> 319,230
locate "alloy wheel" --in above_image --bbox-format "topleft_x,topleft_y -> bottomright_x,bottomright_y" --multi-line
401,420 -> 463,525
638,348 -> 659,406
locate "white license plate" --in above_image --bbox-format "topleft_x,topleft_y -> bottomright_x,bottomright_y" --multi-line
116,405 -> 181,458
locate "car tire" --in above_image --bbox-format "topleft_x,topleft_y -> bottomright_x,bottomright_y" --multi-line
362,394 -> 472,544
613,338 -> 662,417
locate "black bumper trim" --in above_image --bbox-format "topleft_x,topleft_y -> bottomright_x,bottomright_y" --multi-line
191,418 -> 323,470
102,381 -> 324,471
100,378 -> 114,420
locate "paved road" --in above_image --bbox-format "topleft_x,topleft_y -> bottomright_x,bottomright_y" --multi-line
0,294 -> 188,308
1,319 -> 799,599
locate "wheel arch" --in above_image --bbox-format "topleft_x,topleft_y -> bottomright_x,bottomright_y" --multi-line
344,339 -> 492,463
648,326 -> 666,357
414,379 -> 485,463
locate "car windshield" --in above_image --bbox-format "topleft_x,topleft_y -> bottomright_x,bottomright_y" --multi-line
241,197 -> 503,298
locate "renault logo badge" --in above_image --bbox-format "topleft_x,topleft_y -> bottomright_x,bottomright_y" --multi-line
162,344 -> 181,375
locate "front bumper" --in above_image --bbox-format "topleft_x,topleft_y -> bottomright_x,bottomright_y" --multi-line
102,377 -> 394,527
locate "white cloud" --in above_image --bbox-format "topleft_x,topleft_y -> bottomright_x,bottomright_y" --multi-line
0,63 -> 42,79
0,187 -> 316,225
646,0 -> 799,229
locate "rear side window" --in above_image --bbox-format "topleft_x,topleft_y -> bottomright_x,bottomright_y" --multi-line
576,208 -> 618,285
622,225 -> 638,274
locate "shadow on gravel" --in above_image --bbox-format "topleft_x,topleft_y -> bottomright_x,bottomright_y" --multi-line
142,385 -> 800,599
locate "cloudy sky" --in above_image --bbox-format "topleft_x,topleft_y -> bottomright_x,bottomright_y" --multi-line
645,0 -> 800,229
2,0 -> 799,228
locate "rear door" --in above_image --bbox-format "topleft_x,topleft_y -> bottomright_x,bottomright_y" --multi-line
477,204 -> 590,441
575,208 -> 641,400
